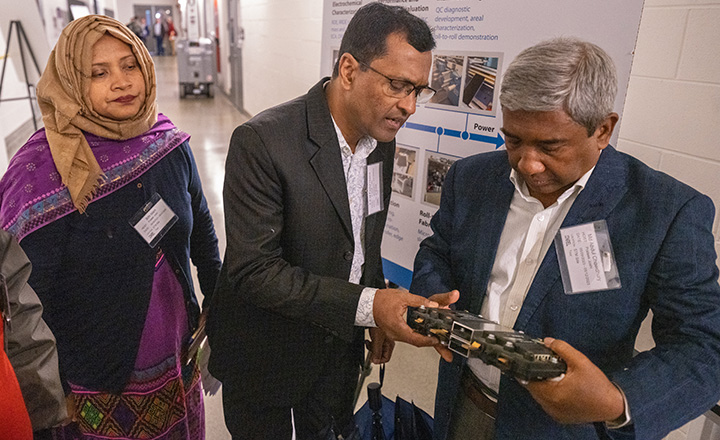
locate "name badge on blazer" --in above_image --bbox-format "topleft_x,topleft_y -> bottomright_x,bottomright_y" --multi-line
129,193 -> 178,248
554,220 -> 621,294
366,162 -> 384,216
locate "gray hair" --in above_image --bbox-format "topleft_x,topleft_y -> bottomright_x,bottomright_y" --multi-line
500,37 -> 618,136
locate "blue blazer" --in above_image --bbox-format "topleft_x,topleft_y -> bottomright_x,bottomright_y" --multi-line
411,146 -> 720,440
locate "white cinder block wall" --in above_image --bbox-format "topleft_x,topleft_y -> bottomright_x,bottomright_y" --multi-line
617,0 -> 720,276
240,0 -> 324,116
618,2 -> 720,436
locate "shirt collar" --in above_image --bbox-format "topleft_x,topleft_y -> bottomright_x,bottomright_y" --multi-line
509,166 -> 595,206
330,115 -> 377,160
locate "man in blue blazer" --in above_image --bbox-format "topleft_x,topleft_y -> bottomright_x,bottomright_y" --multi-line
411,38 -> 720,440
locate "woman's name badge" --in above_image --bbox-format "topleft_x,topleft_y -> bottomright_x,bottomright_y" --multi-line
366,162 -> 384,216
129,193 -> 178,248
554,220 -> 621,294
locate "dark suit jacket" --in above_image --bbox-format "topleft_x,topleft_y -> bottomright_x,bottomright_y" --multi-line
411,147 -> 720,440
207,79 -> 394,405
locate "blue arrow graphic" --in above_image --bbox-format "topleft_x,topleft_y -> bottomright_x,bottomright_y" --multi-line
404,122 -> 437,133
403,123 -> 505,149
469,132 -> 505,149
443,129 -> 462,138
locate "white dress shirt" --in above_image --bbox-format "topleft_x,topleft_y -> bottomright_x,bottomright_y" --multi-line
469,167 -> 593,394
330,118 -> 378,327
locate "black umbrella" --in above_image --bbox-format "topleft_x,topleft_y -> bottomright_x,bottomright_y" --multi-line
352,380 -> 433,440
321,355 -> 433,440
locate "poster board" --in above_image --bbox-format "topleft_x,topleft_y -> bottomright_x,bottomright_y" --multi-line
321,1 -> 645,288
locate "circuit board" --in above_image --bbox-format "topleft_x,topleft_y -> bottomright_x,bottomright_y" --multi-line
410,306 -> 566,381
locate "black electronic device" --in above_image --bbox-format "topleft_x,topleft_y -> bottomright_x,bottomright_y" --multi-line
409,307 -> 566,381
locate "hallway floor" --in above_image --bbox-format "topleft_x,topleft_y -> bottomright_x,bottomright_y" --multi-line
153,56 -> 440,439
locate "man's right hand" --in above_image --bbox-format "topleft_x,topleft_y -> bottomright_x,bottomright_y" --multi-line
373,289 -> 459,362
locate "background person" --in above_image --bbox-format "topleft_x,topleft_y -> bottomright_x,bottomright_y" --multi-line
153,16 -> 167,56
0,15 -> 221,440
139,17 -> 149,47
166,17 -> 177,56
126,16 -> 143,41
410,37 -> 720,440
207,3 -> 456,439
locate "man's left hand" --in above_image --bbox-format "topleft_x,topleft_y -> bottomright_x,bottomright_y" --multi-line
522,337 -> 624,424
368,327 -> 395,364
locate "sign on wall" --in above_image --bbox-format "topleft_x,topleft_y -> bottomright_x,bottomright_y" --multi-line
320,0 -> 645,288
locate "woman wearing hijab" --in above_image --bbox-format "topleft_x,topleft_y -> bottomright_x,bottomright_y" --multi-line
0,15 -> 221,440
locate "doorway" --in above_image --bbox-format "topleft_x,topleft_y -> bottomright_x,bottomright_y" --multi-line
226,0 -> 243,111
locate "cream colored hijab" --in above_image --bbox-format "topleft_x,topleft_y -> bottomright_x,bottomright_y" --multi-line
37,15 -> 157,212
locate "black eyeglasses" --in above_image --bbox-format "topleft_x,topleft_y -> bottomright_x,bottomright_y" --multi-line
356,59 -> 436,104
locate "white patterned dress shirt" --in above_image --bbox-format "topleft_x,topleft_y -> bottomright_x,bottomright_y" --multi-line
331,118 -> 378,327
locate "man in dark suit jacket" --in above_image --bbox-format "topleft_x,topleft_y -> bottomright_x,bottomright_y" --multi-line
208,4 -> 455,439
411,38 -> 720,440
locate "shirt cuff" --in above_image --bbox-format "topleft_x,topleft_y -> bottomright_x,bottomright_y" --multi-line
354,287 -> 377,327
606,382 -> 632,429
